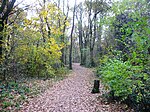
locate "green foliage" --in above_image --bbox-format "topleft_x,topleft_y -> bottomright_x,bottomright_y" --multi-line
55,67 -> 69,75
14,31 -> 62,77
97,58 -> 150,111
0,81 -> 30,110
0,1 -> 71,81
97,0 -> 150,111
0,2 -> 71,111
2,101 -> 13,108
98,59 -> 149,99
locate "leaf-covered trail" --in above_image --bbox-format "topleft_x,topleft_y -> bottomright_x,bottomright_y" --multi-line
20,63 -> 121,112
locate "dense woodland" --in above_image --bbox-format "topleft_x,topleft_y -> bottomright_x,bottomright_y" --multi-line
0,0 -> 150,111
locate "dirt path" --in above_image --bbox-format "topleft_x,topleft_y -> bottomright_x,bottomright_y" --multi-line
20,63 -> 122,112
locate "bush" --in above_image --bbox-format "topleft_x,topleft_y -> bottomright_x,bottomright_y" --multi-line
97,58 -> 150,111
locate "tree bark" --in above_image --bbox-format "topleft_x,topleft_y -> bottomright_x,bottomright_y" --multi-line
0,21 -> 4,59
61,0 -> 69,65
90,14 -> 97,67
92,80 -> 100,93
69,0 -> 76,69
87,0 -> 95,67
76,3 -> 84,65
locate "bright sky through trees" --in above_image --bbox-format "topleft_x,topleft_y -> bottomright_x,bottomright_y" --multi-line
16,0 -> 85,7
16,0 -> 85,18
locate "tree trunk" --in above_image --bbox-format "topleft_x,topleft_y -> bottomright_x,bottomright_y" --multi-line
61,0 -> 69,65
0,21 -> 4,59
76,3 -> 84,65
92,80 -> 100,93
88,0 -> 94,67
64,46 -> 67,65
0,0 -> 16,60
69,40 -> 73,69
69,0 -> 76,69
90,48 -> 95,67
82,27 -> 88,65
79,23 -> 84,65
90,14 -> 97,67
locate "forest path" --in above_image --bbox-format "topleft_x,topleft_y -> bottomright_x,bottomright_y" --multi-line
21,63 -> 110,112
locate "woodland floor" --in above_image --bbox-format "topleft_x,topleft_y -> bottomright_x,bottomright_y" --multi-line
20,63 -> 132,112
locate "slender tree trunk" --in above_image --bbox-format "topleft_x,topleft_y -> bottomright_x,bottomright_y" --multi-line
61,0 -> 69,65
90,47 -> 95,66
69,0 -> 76,69
78,23 -> 84,65
0,21 -> 4,59
61,0 -> 66,65
87,0 -> 94,67
83,28 -> 88,65
90,14 -> 97,67
82,26 -> 89,65
64,46 -> 67,65
61,26 -> 67,65
89,17 -> 94,67
69,40 -> 73,69
76,3 -> 84,65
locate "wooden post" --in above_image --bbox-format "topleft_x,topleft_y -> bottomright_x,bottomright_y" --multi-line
91,80 -> 100,93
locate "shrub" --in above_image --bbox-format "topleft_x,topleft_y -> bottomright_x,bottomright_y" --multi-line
97,58 -> 150,111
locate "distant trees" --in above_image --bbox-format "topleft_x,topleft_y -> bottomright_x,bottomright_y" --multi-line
75,0 -> 110,67
76,3 -> 84,65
